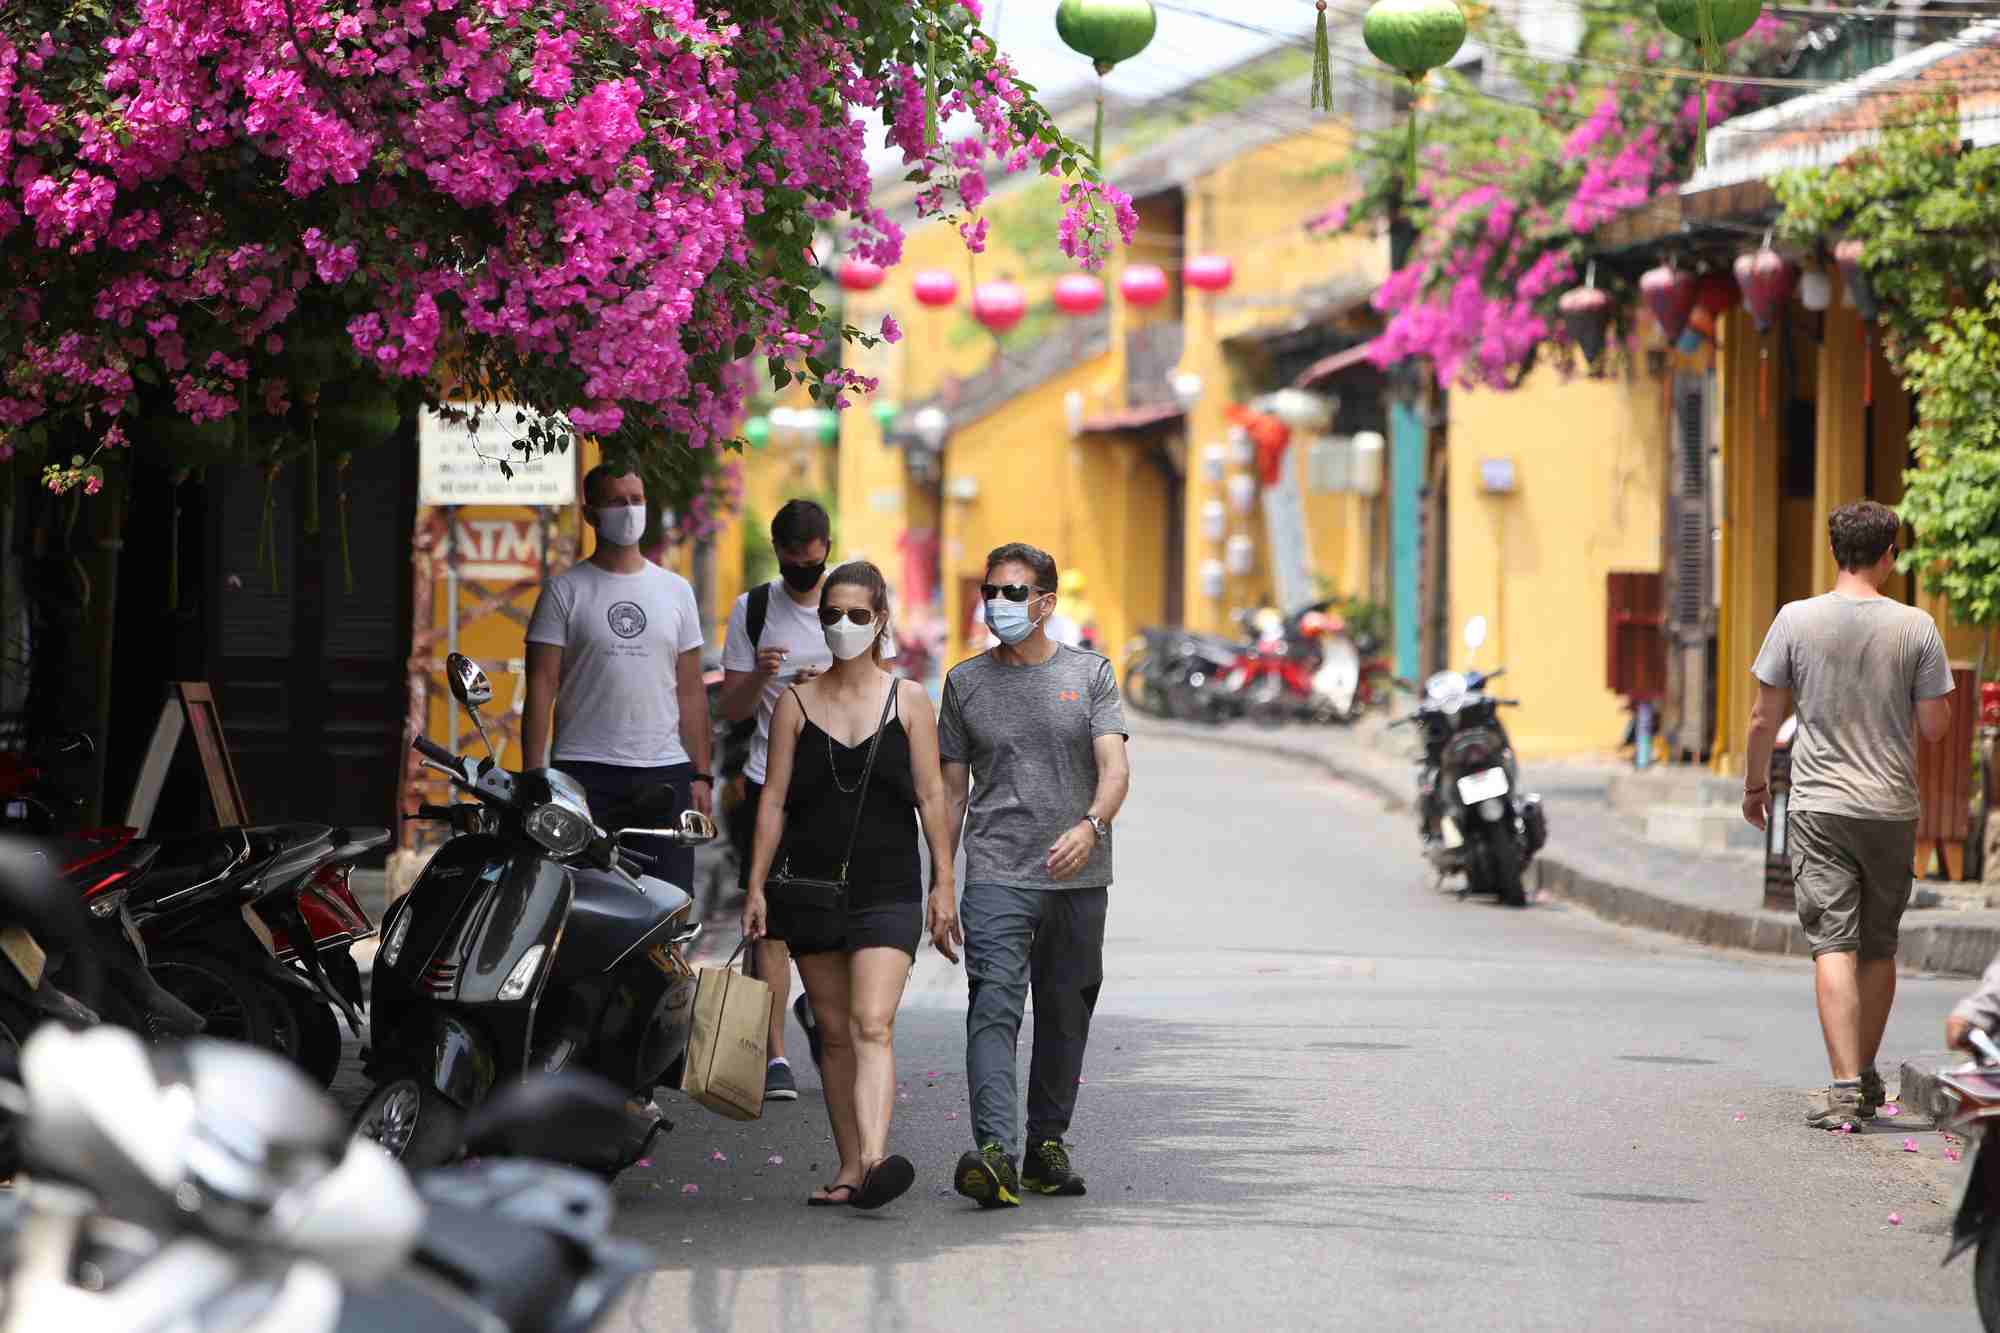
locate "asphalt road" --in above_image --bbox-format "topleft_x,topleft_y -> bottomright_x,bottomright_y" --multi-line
605,734 -> 1981,1332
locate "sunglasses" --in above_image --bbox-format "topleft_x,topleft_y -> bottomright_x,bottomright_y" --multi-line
981,584 -> 1051,603
817,607 -> 879,627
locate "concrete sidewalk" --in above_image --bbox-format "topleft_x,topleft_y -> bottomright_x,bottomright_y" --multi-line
1135,713 -> 2000,980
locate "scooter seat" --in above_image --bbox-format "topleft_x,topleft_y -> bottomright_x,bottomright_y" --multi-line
128,829 -> 251,904
408,1198 -> 578,1331
329,826 -> 391,857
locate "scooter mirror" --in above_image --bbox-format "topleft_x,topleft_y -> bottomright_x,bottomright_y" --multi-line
1464,616 -> 1488,652
446,652 -> 493,710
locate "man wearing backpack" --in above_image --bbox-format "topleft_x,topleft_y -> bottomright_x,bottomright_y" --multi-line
717,499 -> 838,1103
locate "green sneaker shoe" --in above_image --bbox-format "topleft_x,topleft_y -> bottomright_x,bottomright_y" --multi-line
1859,1068 -> 1886,1119
954,1143 -> 1020,1209
1022,1138 -> 1087,1197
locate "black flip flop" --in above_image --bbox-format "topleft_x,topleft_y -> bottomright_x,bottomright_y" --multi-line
851,1155 -> 916,1211
807,1183 -> 858,1207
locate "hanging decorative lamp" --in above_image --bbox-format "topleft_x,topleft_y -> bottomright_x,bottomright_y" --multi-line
871,401 -> 900,431
1119,264 -> 1169,308
1639,263 -> 1699,344
1734,245 -> 1795,419
971,280 -> 1027,335
744,416 -> 771,448
1558,263 -> 1614,370
912,270 -> 959,309
1053,274 -> 1106,316
1654,0 -> 1765,167
1834,238 -> 1879,406
1184,255 -> 1236,293
837,258 -> 886,293
1797,268 -> 1832,313
1361,0 -> 1468,184
1054,0 -> 1159,165
1695,271 -> 1739,317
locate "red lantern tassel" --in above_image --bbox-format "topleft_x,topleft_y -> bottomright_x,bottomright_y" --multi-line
1863,329 -> 1873,407
1759,347 -> 1770,420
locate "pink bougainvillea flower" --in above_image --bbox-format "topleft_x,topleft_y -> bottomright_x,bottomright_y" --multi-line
682,1183 -> 700,1196
768,1155 -> 784,1166
1881,1104 -> 1902,1117
1903,1139 -> 1919,1153
1888,1213 -> 1902,1226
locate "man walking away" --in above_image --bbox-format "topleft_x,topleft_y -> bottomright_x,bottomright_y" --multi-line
523,464 -> 713,902
941,542 -> 1129,1207
1743,500 -> 1953,1130
717,499 -> 835,1103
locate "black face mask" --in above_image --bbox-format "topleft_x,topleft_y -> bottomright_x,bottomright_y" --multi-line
779,560 -> 825,592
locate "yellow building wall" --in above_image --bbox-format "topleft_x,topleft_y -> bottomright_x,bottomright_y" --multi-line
1445,362 -> 1667,758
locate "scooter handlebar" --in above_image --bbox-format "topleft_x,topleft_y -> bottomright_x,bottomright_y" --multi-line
412,736 -> 456,767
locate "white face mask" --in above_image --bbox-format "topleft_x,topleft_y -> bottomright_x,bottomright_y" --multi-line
824,618 -> 878,662
592,504 -> 646,548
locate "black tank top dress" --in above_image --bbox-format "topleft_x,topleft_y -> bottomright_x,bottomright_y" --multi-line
771,683 -> 924,957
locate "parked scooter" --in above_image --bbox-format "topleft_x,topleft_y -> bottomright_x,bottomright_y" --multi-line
1939,1028 -> 2000,1330
1395,616 -> 1548,906
356,652 -> 712,1171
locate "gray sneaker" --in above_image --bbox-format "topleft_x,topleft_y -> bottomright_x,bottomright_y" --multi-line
764,1060 -> 799,1103
1859,1068 -> 1886,1118
1807,1083 -> 1867,1131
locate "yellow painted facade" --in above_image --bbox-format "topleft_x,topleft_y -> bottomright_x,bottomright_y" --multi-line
1443,363 -> 1668,758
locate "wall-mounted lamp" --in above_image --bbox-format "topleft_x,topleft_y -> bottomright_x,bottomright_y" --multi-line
912,406 -> 950,451
944,475 -> 980,503
1168,370 -> 1205,412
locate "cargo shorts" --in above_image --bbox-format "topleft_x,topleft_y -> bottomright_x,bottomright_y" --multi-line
1786,810 -> 1917,960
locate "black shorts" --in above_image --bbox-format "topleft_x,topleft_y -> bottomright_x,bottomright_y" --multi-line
773,894 -> 923,959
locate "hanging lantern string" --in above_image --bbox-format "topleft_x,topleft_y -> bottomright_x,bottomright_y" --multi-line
1406,75 -> 1422,186
1696,0 -> 1719,167
925,25 -> 940,149
1311,0 -> 1334,112
1094,63 -> 1109,164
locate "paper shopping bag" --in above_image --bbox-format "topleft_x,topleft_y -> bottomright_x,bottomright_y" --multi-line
680,943 -> 769,1121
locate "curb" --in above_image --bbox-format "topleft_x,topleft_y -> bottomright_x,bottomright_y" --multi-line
1138,717 -> 2000,978
1897,1054 -> 1963,1126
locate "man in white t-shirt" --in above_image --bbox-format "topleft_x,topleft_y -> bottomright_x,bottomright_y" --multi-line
716,499 -> 834,1102
524,464 -> 712,897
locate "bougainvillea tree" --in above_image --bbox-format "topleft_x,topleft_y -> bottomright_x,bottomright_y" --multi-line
1326,4 -> 1787,390
0,0 -> 1134,529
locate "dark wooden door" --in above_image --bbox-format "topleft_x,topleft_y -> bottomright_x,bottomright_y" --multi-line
207,441 -> 413,847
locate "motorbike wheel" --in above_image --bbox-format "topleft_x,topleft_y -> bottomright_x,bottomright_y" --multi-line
1492,834 -> 1530,908
282,991 -> 343,1087
149,950 -> 278,1049
1123,653 -> 1165,719
353,1074 -> 463,1169
1978,1215 -> 2000,1332
1246,677 -> 1291,730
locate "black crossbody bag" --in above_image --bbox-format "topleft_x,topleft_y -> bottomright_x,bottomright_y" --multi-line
766,683 -> 896,911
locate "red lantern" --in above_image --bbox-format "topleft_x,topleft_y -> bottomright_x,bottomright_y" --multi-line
838,258 -> 885,293
1733,248 -> 1796,336
1184,254 -> 1235,293
912,269 -> 959,308
1053,274 -> 1104,316
1639,264 -> 1698,344
1558,286 -> 1614,367
1119,264 -> 1169,308
971,281 -> 1026,335
1695,272 -> 1738,318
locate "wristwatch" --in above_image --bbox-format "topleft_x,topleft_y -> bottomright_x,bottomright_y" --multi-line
1084,815 -> 1110,840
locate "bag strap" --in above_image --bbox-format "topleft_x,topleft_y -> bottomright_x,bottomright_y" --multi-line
832,681 -> 898,886
747,581 -> 771,649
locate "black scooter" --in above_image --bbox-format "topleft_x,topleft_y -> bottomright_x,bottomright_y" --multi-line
1394,617 -> 1548,907
355,653 -> 712,1171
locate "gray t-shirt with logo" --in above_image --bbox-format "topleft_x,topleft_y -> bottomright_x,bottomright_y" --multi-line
1751,592 -> 1954,820
939,645 -> 1127,889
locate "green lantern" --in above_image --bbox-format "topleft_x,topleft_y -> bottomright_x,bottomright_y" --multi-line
1054,0 -> 1158,165
1362,0 -> 1468,185
872,401 -> 900,431
1656,0 -> 1763,167
744,416 -> 771,449
816,409 -> 840,445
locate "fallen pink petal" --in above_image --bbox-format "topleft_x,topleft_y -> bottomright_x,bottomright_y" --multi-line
947,1112 -> 960,1120
710,1150 -> 728,1163
1881,1104 -> 1901,1117
637,1158 -> 654,1168
1902,1139 -> 1918,1153
1949,1149 -> 1964,1162
683,1183 -> 701,1195
1732,1113 -> 1746,1122
1888,1213 -> 1902,1226
768,1155 -> 784,1166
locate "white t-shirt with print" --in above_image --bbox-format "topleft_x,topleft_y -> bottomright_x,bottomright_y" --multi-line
722,579 -> 896,785
526,561 -> 704,768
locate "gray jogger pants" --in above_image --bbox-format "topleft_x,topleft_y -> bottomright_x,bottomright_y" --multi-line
961,882 -> 1108,1156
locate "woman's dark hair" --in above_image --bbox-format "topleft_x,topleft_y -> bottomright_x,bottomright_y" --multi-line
822,560 -> 892,662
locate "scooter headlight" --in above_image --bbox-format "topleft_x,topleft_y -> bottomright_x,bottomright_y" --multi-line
379,904 -> 413,968
497,944 -> 547,1002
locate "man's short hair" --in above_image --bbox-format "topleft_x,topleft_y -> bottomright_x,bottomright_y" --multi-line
771,499 -> 831,552
1829,500 -> 1900,572
985,542 -> 1059,592
582,462 -> 636,506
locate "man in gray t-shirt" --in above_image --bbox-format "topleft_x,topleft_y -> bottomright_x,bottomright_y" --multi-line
940,542 -> 1129,1208
1744,500 -> 1954,1130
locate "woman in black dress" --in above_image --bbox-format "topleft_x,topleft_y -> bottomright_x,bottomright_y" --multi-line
743,562 -> 960,1209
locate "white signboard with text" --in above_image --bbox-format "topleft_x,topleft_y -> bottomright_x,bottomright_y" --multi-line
418,404 -> 577,507
1262,451 -> 1317,615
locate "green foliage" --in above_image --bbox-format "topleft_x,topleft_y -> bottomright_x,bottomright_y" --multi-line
1775,107 -> 2000,624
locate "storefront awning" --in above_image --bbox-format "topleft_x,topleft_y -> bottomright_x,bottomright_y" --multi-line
1075,401 -> 1184,435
